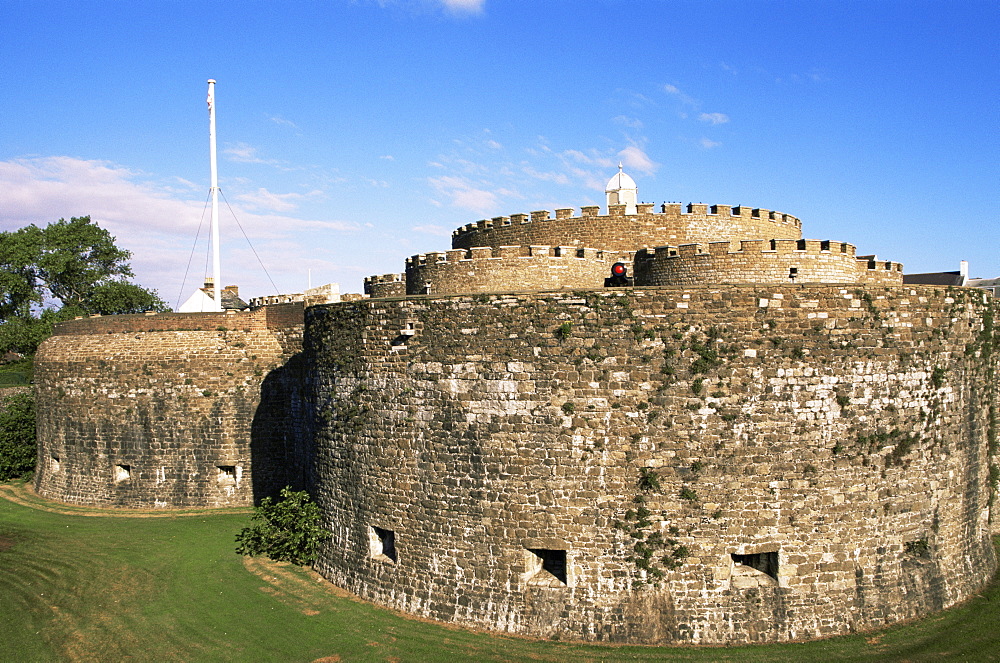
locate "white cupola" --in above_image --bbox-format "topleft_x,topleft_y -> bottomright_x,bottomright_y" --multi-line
605,163 -> 638,214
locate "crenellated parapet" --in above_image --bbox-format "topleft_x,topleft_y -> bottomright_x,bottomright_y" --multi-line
634,239 -> 903,287
249,283 -> 340,309
451,204 -> 802,253
404,244 -> 633,296
856,256 -> 907,286
364,273 -> 406,299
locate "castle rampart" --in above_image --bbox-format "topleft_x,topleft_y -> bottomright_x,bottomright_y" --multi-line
634,239 -> 904,287
451,204 -> 802,253
364,273 -> 406,299
308,285 -> 997,645
33,304 -> 310,508
32,165 -> 994,646
404,245 -> 633,295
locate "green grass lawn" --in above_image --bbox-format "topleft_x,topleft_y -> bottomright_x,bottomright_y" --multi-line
2,482 -> 1000,662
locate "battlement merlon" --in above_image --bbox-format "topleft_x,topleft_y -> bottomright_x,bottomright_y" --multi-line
648,239 -> 860,260
639,239 -> 904,287
364,273 -> 405,285
363,273 -> 407,298
406,245 -> 634,267
859,258 -> 905,273
451,204 -> 803,241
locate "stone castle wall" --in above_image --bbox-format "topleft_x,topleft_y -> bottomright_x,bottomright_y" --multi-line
33,304 -> 310,508
405,246 -> 634,295
635,239 -> 903,287
364,274 -> 406,299
308,285 -> 997,645
451,204 -> 802,252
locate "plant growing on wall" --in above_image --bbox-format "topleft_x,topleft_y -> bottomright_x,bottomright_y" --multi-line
613,468 -> 692,588
235,487 -> 329,565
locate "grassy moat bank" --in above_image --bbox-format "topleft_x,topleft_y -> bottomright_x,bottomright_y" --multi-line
2,481 -> 998,662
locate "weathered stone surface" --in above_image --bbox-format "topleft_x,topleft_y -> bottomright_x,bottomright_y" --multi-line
28,187 -> 999,647
308,285 -> 997,645
451,205 -> 801,253
33,304 -> 309,508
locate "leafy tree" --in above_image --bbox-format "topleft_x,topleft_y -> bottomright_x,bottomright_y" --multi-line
87,281 -> 168,316
0,392 -> 35,481
0,216 -> 167,356
0,225 -> 43,322
0,307 -> 84,357
235,487 -> 328,565
33,216 -> 134,311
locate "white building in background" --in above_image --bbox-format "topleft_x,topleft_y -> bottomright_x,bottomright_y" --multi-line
903,260 -> 999,296
178,278 -> 247,312
605,164 -> 638,215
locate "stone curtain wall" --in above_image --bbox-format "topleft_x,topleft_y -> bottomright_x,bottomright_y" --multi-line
858,258 -> 907,286
308,285 -> 997,645
451,204 -> 802,253
405,246 -> 634,295
33,304 -> 308,508
635,240 -> 904,287
364,274 -> 406,299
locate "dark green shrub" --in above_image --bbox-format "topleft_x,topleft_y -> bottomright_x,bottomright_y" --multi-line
0,391 -> 35,481
637,467 -> 660,492
931,366 -> 946,389
235,487 -> 328,565
904,538 -> 930,558
679,486 -> 698,502
690,343 -> 721,374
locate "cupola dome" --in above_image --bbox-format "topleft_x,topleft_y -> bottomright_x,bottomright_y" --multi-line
605,163 -> 638,214
605,165 -> 637,193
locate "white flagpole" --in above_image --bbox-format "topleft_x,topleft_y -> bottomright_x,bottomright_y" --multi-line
207,79 -> 222,311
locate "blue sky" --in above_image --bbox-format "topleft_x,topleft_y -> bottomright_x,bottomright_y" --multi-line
1,0 -> 997,305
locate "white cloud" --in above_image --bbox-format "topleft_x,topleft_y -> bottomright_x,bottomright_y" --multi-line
223,142 -> 267,163
0,156 -> 202,234
0,156 -> 363,304
561,149 -> 615,169
521,166 -> 571,186
428,175 -> 498,214
618,146 -> 659,175
412,224 -> 452,237
699,137 -> 722,149
663,83 -> 697,106
613,115 -> 644,129
380,155 -> 395,161
236,188 -> 303,212
371,0 -> 485,15
269,115 -> 298,129
438,0 -> 484,14
222,143 -> 292,169
699,112 -> 730,125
